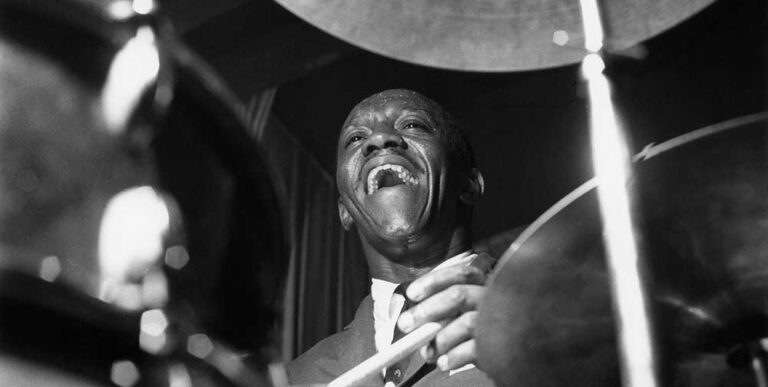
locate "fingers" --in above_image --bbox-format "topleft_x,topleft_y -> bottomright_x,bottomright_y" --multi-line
405,264 -> 487,302
436,340 -> 477,371
398,284 -> 483,333
394,257 -> 495,373
420,311 -> 477,364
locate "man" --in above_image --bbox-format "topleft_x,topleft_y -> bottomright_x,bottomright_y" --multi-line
286,89 -> 495,386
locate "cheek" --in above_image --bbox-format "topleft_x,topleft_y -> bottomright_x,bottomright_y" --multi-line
336,157 -> 359,189
419,139 -> 448,163
424,152 -> 449,178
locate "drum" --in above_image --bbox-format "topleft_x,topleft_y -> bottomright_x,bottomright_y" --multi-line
476,112 -> 768,387
0,0 -> 283,385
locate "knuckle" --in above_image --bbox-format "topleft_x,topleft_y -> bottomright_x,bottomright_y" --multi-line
409,276 -> 433,299
462,312 -> 477,332
433,332 -> 447,352
457,265 -> 474,277
446,285 -> 466,304
409,307 -> 424,321
459,265 -> 484,282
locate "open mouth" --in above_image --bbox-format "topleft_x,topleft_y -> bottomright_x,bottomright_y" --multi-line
366,163 -> 418,195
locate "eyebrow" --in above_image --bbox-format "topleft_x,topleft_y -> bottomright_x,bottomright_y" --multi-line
346,107 -> 436,125
397,109 -> 437,125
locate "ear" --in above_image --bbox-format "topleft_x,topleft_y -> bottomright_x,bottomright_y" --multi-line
459,168 -> 484,206
338,198 -> 354,230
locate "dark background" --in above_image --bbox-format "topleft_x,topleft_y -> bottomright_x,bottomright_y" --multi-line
5,0 -> 765,374
167,0 -> 767,241
0,0 -> 763,380
152,0 -> 768,358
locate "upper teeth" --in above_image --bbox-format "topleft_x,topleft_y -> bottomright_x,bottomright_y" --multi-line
366,164 -> 417,194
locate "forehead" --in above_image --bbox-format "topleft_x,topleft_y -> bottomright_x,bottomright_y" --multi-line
344,91 -> 439,125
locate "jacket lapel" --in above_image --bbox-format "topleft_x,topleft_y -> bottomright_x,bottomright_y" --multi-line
336,295 -> 382,385
335,295 -> 431,386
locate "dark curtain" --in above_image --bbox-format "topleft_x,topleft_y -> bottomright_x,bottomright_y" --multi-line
245,91 -> 368,361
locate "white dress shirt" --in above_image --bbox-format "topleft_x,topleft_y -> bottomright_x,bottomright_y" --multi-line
370,251 -> 479,379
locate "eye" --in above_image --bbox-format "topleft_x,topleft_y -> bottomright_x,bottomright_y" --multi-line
345,134 -> 366,148
402,121 -> 430,131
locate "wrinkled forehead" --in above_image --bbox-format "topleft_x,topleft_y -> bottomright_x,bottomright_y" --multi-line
343,90 -> 442,127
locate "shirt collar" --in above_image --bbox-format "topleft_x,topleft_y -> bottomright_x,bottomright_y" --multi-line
370,250 -> 477,352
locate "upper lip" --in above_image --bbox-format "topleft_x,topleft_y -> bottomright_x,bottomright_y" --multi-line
360,152 -> 419,194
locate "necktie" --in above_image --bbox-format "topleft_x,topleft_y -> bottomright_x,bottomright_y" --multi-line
384,284 -> 410,385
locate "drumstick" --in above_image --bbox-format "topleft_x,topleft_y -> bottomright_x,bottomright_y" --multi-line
327,321 -> 445,387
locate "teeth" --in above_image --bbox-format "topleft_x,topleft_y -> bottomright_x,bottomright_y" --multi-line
366,164 -> 418,194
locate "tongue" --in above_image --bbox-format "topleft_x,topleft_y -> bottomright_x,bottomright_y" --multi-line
379,171 -> 405,188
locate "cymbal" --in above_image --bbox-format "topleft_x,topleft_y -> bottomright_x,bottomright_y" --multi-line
475,111 -> 768,386
274,0 -> 714,72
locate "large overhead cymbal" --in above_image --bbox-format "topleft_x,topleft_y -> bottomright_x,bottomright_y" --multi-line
475,111 -> 768,386
274,0 -> 715,72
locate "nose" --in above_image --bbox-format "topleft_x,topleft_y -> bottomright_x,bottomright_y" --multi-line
363,127 -> 406,157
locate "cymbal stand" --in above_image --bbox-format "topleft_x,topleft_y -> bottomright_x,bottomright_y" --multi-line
578,0 -> 659,386
728,339 -> 768,387
748,342 -> 768,387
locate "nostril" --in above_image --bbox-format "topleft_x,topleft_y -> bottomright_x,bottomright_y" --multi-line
364,131 -> 406,156
363,143 -> 377,157
364,140 -> 404,156
384,139 -> 405,149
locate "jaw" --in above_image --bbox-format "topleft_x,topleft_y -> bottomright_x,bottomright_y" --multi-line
372,189 -> 422,233
339,148 -> 451,259
342,178 -> 430,250
362,183 -> 426,232
341,168 -> 469,270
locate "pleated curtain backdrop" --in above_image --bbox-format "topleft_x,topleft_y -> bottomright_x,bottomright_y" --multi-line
245,90 -> 368,362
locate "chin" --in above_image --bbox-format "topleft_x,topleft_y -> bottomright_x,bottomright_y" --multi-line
381,219 -> 412,235
370,213 -> 422,238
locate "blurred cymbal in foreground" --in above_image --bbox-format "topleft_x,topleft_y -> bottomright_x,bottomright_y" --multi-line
476,112 -> 768,387
0,0 -> 282,385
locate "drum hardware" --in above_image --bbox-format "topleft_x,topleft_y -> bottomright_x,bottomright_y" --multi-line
322,112 -> 768,387
476,112 -> 768,387
728,340 -> 768,387
135,306 -> 272,387
0,251 -> 270,387
270,0 -> 764,385
0,0 -> 283,385
274,0 -> 715,72
312,0 -> 700,384
578,0 -> 658,385
3,0 -> 761,385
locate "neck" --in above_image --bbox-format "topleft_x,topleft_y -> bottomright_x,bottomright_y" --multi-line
363,225 -> 472,283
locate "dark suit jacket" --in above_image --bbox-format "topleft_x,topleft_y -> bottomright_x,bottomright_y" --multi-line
286,294 -> 496,386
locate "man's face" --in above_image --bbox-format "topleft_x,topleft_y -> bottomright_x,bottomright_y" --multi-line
336,90 -> 463,255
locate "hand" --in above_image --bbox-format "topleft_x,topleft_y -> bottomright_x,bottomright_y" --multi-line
395,254 -> 494,371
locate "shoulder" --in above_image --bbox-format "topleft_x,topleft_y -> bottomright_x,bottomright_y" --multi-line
285,295 -> 375,384
285,329 -> 352,384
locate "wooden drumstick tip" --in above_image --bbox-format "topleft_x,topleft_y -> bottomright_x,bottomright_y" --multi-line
327,322 -> 444,387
